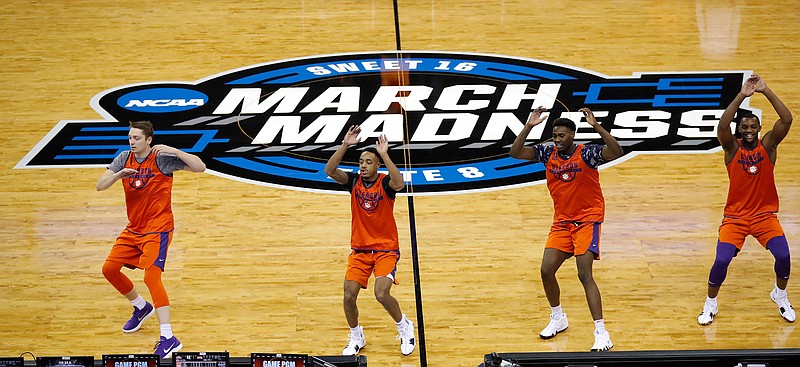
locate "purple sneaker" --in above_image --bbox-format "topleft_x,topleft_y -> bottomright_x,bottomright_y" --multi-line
153,335 -> 182,359
122,302 -> 154,333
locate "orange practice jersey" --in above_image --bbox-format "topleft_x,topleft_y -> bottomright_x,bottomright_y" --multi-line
545,145 -> 605,223
349,173 -> 399,251
724,139 -> 779,218
123,152 -> 175,233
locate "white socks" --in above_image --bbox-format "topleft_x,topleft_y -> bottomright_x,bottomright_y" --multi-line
160,324 -> 173,338
396,314 -> 411,329
130,295 -> 147,310
594,318 -> 606,331
550,305 -> 564,318
349,325 -> 363,338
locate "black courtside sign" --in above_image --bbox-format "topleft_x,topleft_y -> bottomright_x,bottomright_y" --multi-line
17,51 -> 758,195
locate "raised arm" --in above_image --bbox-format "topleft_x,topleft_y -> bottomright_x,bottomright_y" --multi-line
376,134 -> 404,191
757,76 -> 793,152
325,125 -> 361,185
718,76 -> 757,157
152,145 -> 206,173
509,107 -> 547,161
581,108 -> 623,161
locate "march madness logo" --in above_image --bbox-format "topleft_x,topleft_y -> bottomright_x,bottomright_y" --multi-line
16,51 -> 759,195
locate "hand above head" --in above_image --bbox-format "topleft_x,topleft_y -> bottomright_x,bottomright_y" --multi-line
343,125 -> 362,145
526,106 -> 548,127
741,75 -> 759,97
751,74 -> 768,93
376,134 -> 389,155
580,107 -> 599,128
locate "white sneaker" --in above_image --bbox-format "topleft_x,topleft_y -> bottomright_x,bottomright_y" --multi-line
396,319 -> 416,356
590,329 -> 613,351
341,326 -> 366,356
698,301 -> 718,325
539,313 -> 568,339
771,289 -> 796,322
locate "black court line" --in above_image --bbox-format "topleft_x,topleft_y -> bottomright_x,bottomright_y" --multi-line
393,1 -> 427,367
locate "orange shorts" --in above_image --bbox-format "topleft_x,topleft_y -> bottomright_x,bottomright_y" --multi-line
106,229 -> 173,271
346,250 -> 400,289
718,213 -> 784,250
545,221 -> 602,259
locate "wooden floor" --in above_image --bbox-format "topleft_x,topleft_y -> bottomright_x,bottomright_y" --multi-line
1,1 -> 800,366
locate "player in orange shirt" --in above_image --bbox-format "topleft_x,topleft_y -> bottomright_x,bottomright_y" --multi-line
96,121 -> 205,358
510,107 -> 623,351
698,74 -> 794,325
324,125 -> 416,357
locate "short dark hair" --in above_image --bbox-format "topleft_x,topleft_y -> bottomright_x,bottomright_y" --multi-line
552,117 -> 576,132
362,147 -> 382,164
130,121 -> 154,139
737,113 -> 761,126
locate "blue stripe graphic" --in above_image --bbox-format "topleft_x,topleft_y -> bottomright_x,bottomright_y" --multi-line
574,77 -> 724,107
55,127 -> 229,160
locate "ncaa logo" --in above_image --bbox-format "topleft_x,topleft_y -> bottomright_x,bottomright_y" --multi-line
17,51 -> 760,195
118,87 -> 208,113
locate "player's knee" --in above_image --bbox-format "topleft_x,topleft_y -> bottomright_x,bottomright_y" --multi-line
709,256 -> 733,285
712,242 -> 737,267
768,235 -> 790,261
343,291 -> 358,305
708,244 -> 736,286
711,256 -> 732,269
541,265 -> 557,279
768,235 -> 791,279
577,269 -> 594,284
142,268 -> 163,289
374,291 -> 392,305
773,249 -> 791,265
101,261 -> 121,280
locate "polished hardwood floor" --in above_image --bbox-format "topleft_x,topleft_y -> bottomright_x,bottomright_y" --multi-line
1,1 -> 799,367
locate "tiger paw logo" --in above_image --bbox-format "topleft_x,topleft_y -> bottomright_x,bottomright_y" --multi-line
127,168 -> 153,189
550,162 -> 581,182
559,172 -> 574,182
356,191 -> 382,212
739,152 -> 763,175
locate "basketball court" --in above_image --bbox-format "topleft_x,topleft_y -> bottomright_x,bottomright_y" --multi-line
1,1 -> 799,367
